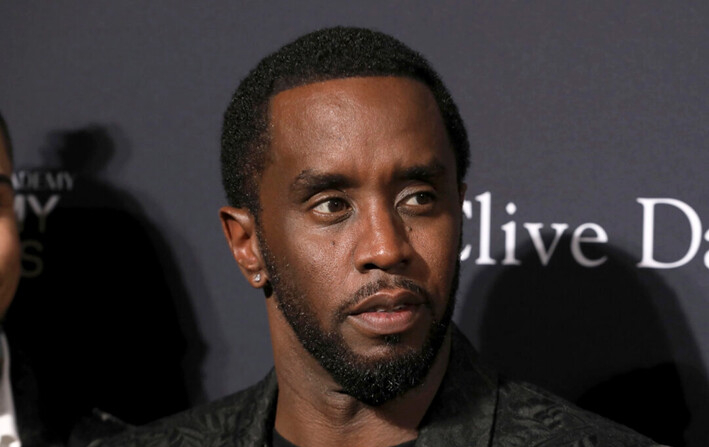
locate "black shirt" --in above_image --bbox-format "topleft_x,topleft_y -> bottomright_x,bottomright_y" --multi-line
272,429 -> 417,447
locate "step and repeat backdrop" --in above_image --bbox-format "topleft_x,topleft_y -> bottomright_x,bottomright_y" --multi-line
2,1 -> 707,445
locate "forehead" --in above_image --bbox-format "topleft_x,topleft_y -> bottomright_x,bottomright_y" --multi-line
264,76 -> 451,174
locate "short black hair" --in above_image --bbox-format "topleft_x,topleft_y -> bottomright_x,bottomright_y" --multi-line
221,27 -> 470,213
0,110 -> 13,163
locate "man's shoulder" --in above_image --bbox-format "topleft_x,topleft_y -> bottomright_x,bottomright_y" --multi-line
421,328 -> 660,446
494,377 -> 658,446
92,371 -> 277,447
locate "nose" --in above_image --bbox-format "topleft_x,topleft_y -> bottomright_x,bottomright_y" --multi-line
354,204 -> 413,273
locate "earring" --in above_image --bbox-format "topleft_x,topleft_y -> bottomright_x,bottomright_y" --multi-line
254,273 -> 262,283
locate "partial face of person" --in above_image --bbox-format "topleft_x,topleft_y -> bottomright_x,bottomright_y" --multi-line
0,133 -> 20,319
257,76 -> 463,404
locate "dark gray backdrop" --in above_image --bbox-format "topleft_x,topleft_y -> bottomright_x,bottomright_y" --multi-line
2,1 -> 707,445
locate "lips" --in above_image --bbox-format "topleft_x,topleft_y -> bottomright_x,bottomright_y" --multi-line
349,289 -> 422,313
370,304 -> 410,313
347,290 -> 426,336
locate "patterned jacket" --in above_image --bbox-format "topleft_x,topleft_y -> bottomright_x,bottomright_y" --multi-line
94,327 -> 659,446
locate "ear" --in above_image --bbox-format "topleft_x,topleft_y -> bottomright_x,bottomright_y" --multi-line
219,206 -> 266,288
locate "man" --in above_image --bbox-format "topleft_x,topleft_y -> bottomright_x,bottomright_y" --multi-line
98,27 -> 658,446
0,112 -> 22,447
0,112 -> 126,447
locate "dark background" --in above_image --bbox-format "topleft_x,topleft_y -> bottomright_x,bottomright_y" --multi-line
2,2 -> 708,445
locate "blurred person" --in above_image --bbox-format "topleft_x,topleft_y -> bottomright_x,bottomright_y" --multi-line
0,111 -> 125,447
0,111 -> 22,447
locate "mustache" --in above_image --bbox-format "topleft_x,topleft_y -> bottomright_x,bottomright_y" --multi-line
334,277 -> 432,322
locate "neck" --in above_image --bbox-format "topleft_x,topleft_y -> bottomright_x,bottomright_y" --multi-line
268,300 -> 451,447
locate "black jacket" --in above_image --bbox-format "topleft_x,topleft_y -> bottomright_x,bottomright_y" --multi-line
94,327 -> 658,446
8,335 -> 126,447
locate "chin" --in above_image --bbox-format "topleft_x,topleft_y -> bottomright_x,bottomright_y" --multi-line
350,336 -> 419,359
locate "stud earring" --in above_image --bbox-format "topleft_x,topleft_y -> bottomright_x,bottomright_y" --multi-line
254,273 -> 262,283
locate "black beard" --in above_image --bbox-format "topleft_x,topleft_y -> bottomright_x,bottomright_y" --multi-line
259,236 -> 458,406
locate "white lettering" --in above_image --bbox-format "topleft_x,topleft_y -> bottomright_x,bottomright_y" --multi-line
570,223 -> 608,267
501,202 -> 520,265
523,223 -> 569,266
27,195 -> 60,233
62,172 -> 74,190
21,240 -> 43,278
637,198 -> 701,268
475,192 -> 496,265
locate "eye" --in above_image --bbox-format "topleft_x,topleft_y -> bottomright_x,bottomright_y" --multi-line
313,198 -> 349,214
403,192 -> 435,206
398,190 -> 437,216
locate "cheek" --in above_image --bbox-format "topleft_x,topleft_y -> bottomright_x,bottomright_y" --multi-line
0,220 -> 21,315
273,211 -> 352,270
411,217 -> 460,288
269,222 -> 352,297
292,234 -> 350,284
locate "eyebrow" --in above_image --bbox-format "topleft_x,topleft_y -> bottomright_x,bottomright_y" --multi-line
290,170 -> 355,199
397,161 -> 447,182
290,160 -> 448,200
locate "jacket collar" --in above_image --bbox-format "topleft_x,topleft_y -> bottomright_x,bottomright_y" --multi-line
417,325 -> 498,446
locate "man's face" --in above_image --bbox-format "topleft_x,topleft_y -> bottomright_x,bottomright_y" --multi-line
0,133 -> 20,318
257,76 -> 463,404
